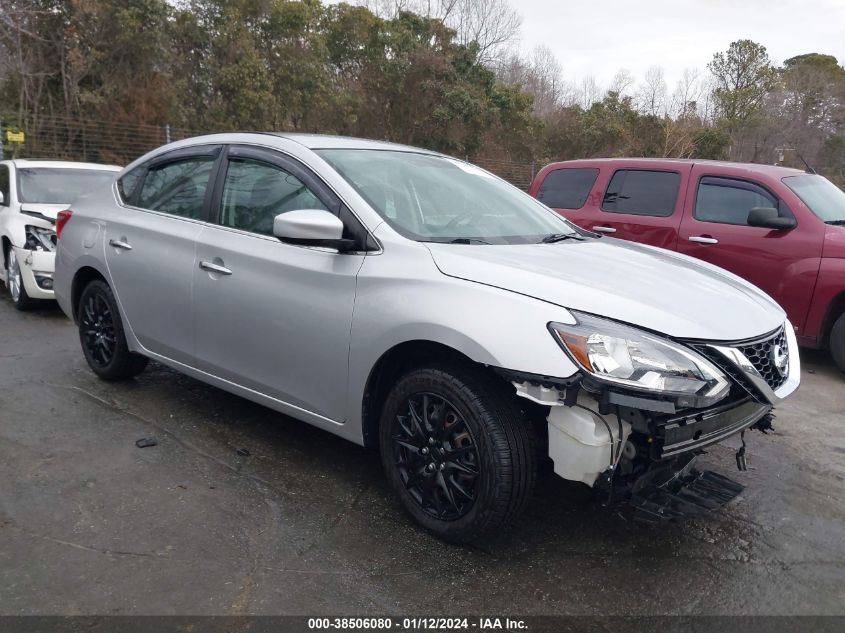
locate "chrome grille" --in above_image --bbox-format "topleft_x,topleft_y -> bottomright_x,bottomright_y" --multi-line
735,328 -> 788,391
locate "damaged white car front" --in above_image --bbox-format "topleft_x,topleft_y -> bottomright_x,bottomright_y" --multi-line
509,310 -> 800,520
1,160 -> 120,309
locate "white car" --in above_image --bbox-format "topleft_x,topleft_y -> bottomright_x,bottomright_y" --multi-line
0,159 -> 120,309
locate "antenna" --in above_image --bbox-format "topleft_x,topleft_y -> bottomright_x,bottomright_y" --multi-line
795,150 -> 817,175
776,142 -> 817,174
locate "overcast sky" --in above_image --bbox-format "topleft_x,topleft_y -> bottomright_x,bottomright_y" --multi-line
513,0 -> 845,89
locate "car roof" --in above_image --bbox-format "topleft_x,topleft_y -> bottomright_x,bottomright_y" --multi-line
268,132 -> 440,154
8,159 -> 122,171
543,157 -> 806,178
159,131 -> 441,156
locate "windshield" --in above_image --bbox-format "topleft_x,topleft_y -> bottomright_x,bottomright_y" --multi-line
317,149 -> 578,244
783,174 -> 845,223
17,168 -> 116,204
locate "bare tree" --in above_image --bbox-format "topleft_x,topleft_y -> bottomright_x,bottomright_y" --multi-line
668,68 -> 703,119
579,75 -> 602,109
495,45 -> 566,116
637,65 -> 667,116
358,0 -> 522,64
608,69 -> 634,98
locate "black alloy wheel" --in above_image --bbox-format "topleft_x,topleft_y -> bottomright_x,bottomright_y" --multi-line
379,364 -> 536,542
78,280 -> 148,380
80,291 -> 117,369
391,392 -> 480,520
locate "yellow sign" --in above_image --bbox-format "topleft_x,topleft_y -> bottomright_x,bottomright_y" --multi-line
6,130 -> 24,143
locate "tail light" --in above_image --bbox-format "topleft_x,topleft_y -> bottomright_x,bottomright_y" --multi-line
56,210 -> 73,238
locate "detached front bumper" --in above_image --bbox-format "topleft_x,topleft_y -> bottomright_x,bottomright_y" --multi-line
12,245 -> 56,300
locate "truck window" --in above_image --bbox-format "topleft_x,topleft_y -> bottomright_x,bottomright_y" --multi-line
695,176 -> 791,225
601,169 -> 680,216
536,168 -> 599,209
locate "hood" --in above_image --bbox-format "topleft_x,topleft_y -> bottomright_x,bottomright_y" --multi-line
823,224 -> 845,259
19,204 -> 68,225
426,237 -> 784,341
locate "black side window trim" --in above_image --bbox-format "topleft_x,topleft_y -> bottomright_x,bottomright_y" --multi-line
693,175 -> 795,225
600,168 -> 681,217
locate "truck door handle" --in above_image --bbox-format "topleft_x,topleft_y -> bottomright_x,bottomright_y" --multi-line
199,260 -> 232,276
592,226 -> 616,233
108,238 -> 133,251
688,235 -> 719,245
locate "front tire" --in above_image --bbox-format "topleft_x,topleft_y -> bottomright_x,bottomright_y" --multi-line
78,280 -> 148,380
379,364 -> 536,543
7,249 -> 35,311
831,312 -> 845,374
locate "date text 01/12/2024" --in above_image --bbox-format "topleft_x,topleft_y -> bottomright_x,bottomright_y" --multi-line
307,617 -> 527,630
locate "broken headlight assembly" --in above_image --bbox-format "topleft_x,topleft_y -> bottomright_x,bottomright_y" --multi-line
24,225 -> 57,252
549,312 -> 730,408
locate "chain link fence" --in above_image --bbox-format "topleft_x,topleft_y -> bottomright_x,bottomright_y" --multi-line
0,115 -> 537,189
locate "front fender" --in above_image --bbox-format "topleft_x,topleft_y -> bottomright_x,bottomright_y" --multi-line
346,243 -> 580,433
3,212 -> 36,248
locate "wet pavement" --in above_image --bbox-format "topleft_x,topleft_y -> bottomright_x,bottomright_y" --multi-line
0,295 -> 843,615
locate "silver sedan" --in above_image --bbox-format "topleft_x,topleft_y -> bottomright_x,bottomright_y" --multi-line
54,133 -> 799,541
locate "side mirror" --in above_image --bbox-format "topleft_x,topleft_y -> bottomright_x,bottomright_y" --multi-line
747,207 -> 796,230
272,209 -> 356,252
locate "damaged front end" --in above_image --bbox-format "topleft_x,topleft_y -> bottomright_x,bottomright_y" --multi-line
12,221 -> 59,295
504,315 -> 799,521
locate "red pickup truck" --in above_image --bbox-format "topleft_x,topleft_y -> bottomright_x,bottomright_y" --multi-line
528,158 -> 845,372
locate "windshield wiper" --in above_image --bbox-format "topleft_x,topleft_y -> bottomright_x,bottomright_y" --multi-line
825,219 -> 845,225
444,238 -> 492,245
540,233 -> 584,243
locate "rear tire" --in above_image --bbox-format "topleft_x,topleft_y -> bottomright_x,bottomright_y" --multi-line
78,280 -> 148,380
379,363 -> 535,543
831,313 -> 845,374
7,249 -> 36,311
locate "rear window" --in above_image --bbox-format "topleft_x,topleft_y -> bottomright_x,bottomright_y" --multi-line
17,168 -> 116,204
601,169 -> 680,217
536,168 -> 599,209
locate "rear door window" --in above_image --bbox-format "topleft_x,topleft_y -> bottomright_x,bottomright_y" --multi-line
601,169 -> 680,216
694,176 -> 791,225
138,157 -> 216,220
536,168 -> 599,209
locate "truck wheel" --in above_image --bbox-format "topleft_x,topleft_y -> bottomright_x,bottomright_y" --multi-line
78,280 -> 148,380
831,313 -> 845,374
379,364 -> 535,543
7,249 -> 35,311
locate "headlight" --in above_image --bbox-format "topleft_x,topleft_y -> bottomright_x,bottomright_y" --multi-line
25,225 -> 57,252
549,312 -> 730,407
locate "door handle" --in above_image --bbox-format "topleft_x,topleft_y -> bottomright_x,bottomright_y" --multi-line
592,226 -> 616,233
688,235 -> 719,245
199,260 -> 233,276
108,238 -> 132,250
